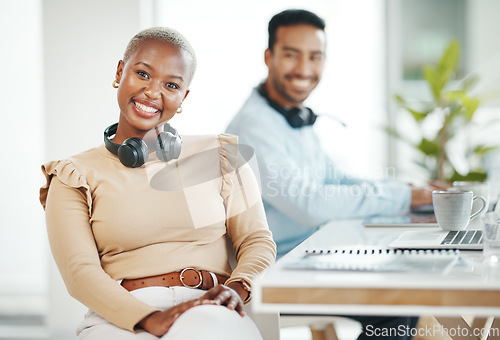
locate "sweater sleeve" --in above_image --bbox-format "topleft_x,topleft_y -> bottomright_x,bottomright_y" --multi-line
217,134 -> 277,296
40,160 -> 158,332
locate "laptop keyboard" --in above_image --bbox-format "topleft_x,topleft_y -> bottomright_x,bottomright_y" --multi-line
441,230 -> 483,245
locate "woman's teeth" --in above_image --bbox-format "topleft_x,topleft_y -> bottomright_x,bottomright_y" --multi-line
135,101 -> 158,113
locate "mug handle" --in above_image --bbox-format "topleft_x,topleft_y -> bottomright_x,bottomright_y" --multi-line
470,196 -> 487,220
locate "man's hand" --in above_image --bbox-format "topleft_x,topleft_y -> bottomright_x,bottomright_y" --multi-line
410,186 -> 433,207
410,181 -> 449,208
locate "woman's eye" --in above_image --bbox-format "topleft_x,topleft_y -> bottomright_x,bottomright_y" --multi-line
165,83 -> 179,90
137,71 -> 149,79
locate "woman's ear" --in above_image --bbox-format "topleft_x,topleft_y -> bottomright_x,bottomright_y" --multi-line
115,60 -> 124,83
183,90 -> 190,101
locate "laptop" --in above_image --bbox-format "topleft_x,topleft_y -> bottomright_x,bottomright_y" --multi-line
389,229 -> 483,250
371,197 -> 499,249
363,213 -> 438,227
363,204 -> 438,227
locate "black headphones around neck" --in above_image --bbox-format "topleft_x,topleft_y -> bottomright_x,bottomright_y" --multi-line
104,123 -> 182,168
257,82 -> 317,128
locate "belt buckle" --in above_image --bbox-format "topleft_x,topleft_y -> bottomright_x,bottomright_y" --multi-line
179,268 -> 202,289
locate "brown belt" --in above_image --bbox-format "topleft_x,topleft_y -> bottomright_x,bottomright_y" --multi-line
121,268 -> 228,292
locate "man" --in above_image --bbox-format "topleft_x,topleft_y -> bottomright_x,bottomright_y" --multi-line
226,9 -> 428,340
227,9 -> 437,258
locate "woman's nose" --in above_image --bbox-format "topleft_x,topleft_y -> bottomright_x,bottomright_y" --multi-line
144,81 -> 161,98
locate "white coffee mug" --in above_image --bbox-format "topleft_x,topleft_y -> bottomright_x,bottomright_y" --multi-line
432,190 -> 487,231
450,181 -> 490,228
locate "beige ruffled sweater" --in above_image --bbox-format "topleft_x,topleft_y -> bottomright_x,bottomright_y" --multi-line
39,134 -> 276,332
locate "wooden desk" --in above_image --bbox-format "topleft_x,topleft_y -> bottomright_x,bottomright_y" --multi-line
253,220 -> 500,339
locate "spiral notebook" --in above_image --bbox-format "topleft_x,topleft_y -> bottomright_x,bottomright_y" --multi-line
284,246 -> 461,273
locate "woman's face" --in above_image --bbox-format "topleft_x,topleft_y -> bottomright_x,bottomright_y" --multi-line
114,39 -> 192,140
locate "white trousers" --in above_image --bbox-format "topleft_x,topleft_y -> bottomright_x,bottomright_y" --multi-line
76,286 -> 262,339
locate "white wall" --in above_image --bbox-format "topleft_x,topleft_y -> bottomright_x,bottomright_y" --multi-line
42,0 -> 150,337
0,0 -> 46,315
466,0 -> 500,200
43,0 -> 147,161
467,0 -> 500,81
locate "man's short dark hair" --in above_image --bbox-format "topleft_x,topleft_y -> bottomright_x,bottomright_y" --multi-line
268,9 -> 326,51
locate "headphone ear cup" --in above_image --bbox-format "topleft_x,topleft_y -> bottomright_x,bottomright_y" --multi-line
287,108 -> 304,128
156,131 -> 182,162
118,137 -> 148,168
287,108 -> 316,128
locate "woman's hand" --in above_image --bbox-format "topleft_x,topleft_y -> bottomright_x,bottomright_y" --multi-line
138,285 -> 245,336
200,284 -> 246,317
137,299 -> 215,337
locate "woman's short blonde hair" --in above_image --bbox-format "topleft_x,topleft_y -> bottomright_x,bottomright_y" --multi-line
123,27 -> 197,83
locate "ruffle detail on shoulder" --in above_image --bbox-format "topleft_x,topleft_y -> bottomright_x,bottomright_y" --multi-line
39,159 -> 92,214
218,134 -> 239,199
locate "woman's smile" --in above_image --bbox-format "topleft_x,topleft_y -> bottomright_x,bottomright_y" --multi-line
132,99 -> 162,118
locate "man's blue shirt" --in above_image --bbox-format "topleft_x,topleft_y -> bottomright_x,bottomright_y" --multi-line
226,87 -> 411,257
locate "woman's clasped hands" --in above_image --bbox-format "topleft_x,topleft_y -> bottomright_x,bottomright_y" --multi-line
138,285 -> 245,337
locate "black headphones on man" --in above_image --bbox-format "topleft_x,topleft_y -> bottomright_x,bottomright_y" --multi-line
257,82 -> 317,128
104,123 -> 182,168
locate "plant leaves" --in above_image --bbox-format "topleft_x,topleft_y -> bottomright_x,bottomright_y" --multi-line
473,145 -> 499,156
423,65 -> 441,102
438,39 -> 460,80
448,170 -> 487,183
446,91 -> 481,121
423,40 -> 460,104
395,94 -> 434,122
461,96 -> 480,121
389,39 -> 494,184
408,109 -> 429,122
417,138 -> 439,156
446,90 -> 465,101
459,75 -> 480,92
394,94 -> 406,105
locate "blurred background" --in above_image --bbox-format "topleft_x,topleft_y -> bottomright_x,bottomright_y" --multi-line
1,0 -> 499,339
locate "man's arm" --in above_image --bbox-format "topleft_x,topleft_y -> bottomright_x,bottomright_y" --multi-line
240,127 -> 411,228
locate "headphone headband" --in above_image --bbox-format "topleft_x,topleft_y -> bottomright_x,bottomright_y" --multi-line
257,82 -> 317,128
103,123 -> 120,155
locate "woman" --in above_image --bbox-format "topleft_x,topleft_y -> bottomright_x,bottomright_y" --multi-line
39,27 -> 276,339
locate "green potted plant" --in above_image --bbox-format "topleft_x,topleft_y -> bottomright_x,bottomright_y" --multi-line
388,39 -> 497,183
